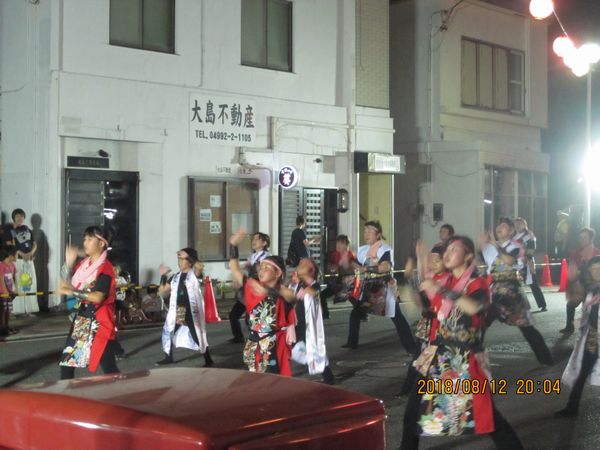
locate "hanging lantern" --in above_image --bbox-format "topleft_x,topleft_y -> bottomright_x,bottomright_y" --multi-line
529,0 -> 554,20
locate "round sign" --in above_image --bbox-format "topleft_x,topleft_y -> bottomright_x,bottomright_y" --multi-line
278,165 -> 299,189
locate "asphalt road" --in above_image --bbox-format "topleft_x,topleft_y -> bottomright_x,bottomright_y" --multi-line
1,291 -> 598,449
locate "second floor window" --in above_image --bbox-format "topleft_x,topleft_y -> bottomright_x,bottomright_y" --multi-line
241,0 -> 292,72
110,0 -> 175,53
461,38 -> 524,115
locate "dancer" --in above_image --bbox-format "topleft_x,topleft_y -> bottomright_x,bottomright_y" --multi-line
228,232 -> 271,343
229,229 -> 296,375
560,228 -> 600,334
437,223 -> 455,247
57,226 -> 119,379
514,217 -> 547,312
480,217 -> 553,365
321,234 -> 356,318
398,241 -> 447,396
558,255 -> 600,417
400,236 -> 523,449
290,258 -> 335,384
342,220 -> 416,354
156,247 -> 213,367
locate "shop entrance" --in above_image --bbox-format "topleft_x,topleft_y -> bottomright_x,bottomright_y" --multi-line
64,169 -> 139,282
279,187 -> 338,273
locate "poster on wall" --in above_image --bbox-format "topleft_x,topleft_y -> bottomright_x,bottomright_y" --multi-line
209,221 -> 222,234
210,195 -> 222,208
199,209 -> 212,222
189,94 -> 258,147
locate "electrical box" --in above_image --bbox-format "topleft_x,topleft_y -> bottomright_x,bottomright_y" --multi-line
433,203 -> 443,221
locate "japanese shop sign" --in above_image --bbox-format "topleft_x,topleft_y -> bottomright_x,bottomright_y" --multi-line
190,94 -> 257,146
278,165 -> 299,189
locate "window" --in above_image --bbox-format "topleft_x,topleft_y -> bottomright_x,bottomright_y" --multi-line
110,0 -> 175,53
484,167 -> 547,251
241,0 -> 292,72
189,178 -> 259,261
461,38 -> 524,114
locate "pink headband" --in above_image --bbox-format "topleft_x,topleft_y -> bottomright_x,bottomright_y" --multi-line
260,259 -> 283,278
94,233 -> 109,248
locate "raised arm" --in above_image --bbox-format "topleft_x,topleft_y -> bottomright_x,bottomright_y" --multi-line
229,228 -> 246,287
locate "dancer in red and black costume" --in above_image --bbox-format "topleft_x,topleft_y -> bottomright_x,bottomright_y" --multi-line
57,226 -> 119,379
229,229 -> 296,375
400,236 -> 523,449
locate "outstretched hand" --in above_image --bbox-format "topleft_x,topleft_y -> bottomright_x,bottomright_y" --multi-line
159,264 -> 172,276
230,227 -> 247,247
65,246 -> 79,268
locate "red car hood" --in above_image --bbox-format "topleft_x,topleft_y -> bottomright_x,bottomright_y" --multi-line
0,368 -> 385,449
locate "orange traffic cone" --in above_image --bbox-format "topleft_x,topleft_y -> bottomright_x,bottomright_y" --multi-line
559,259 -> 568,292
540,254 -> 554,287
204,276 -> 221,323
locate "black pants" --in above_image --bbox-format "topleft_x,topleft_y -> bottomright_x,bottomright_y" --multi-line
400,380 -> 524,450
565,349 -> 598,411
60,341 -> 120,380
529,273 -> 547,309
519,325 -> 554,365
347,303 -> 417,354
565,303 -> 578,330
485,305 -> 553,365
229,301 -> 246,340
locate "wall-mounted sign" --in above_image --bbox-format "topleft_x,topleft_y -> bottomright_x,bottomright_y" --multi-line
354,152 -> 405,174
67,156 -> 109,169
278,165 -> 299,189
190,94 -> 258,147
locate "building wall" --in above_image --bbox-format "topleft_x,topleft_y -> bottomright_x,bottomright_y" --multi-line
1,0 -> 395,298
356,0 -> 389,109
390,0 -> 548,259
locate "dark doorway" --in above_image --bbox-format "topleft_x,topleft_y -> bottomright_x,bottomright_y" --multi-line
65,169 -> 139,282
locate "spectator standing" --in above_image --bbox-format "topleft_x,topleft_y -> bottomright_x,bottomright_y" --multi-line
6,209 -> 38,315
287,216 -> 320,268
0,247 -> 17,336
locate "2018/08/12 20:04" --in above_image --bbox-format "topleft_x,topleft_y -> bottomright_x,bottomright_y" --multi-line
416,378 -> 561,395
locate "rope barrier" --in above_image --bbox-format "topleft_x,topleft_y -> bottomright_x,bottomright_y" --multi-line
0,261 -> 565,298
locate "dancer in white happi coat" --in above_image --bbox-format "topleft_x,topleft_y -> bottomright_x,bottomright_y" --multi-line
558,255 -> 600,417
156,247 -> 213,367
343,220 -> 417,353
290,258 -> 335,384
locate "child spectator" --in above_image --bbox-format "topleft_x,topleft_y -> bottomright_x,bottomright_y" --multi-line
0,247 -> 18,336
142,285 -> 164,322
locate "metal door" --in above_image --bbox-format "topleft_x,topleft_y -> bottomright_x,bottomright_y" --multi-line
65,169 -> 139,282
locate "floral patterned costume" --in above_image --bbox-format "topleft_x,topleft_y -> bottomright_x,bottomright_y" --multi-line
417,273 -> 494,436
242,281 -> 295,376
482,241 -> 533,327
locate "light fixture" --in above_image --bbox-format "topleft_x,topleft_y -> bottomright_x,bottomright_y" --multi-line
529,0 -> 554,20
553,36 -> 575,58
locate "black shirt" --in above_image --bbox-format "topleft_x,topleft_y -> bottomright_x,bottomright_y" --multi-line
13,225 -> 34,253
176,271 -> 190,308
291,228 -> 309,259
92,273 -> 112,297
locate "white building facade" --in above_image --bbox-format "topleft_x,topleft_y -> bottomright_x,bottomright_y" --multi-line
1,0 -> 397,304
391,0 -> 549,261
